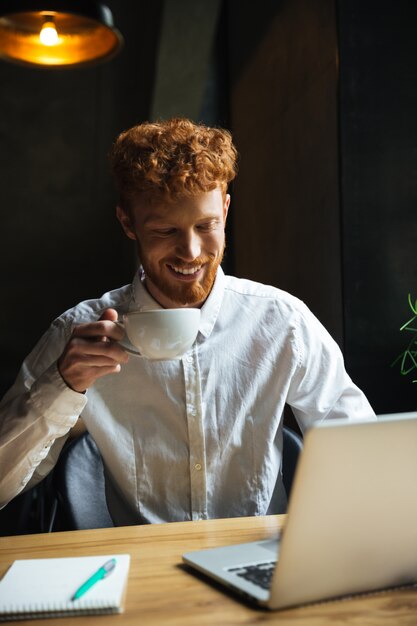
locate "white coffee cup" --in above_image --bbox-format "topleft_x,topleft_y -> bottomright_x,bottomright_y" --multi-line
117,308 -> 201,360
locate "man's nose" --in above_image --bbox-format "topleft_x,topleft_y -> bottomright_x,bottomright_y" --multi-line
175,231 -> 201,261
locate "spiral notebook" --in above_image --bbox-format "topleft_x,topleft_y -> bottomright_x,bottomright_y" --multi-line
0,554 -> 130,621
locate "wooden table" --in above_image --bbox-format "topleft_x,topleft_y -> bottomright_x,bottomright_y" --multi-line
1,515 -> 417,625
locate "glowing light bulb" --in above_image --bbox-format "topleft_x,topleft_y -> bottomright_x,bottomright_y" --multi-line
39,21 -> 59,46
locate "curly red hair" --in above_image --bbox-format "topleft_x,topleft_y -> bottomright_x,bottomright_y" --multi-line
110,118 -> 238,210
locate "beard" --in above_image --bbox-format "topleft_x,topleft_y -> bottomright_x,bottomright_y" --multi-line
140,244 -> 225,307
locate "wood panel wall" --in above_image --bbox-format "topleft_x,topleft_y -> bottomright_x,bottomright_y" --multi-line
228,0 -> 343,344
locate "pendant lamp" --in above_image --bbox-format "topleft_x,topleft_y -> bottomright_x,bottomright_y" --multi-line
0,0 -> 123,68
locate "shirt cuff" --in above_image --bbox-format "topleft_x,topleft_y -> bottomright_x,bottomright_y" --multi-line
30,361 -> 87,427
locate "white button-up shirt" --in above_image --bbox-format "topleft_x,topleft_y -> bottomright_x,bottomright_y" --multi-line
0,268 -> 374,523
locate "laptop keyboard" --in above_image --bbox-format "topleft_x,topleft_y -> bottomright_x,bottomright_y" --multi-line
227,561 -> 276,590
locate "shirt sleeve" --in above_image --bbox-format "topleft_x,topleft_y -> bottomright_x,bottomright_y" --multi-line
0,319 -> 87,508
286,303 -> 375,432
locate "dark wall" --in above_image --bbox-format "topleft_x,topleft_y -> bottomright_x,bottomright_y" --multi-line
0,1 -> 162,396
338,0 -> 417,412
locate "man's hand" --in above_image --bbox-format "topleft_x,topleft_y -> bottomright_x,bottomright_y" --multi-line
57,308 -> 129,393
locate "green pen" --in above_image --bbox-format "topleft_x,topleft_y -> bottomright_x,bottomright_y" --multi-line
71,558 -> 116,601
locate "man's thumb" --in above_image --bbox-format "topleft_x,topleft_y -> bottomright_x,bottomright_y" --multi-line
99,308 -> 118,322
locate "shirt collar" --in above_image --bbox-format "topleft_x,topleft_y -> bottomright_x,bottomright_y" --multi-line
131,266 -> 226,339
198,266 -> 226,338
131,267 -> 163,312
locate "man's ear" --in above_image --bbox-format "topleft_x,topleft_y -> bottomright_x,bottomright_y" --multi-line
116,206 -> 136,240
223,194 -> 231,221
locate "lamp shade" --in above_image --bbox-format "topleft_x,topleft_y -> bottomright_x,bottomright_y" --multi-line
0,0 -> 123,68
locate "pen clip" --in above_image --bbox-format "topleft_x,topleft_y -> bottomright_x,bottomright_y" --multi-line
102,558 -> 116,577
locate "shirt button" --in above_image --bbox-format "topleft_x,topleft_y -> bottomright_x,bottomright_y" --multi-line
186,356 -> 193,363
194,463 -> 202,471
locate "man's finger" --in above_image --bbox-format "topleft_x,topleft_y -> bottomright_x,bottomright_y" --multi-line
66,337 -> 129,362
99,308 -> 119,322
72,320 -> 124,341
97,308 -> 121,343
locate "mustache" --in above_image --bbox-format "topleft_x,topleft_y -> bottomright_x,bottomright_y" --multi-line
167,256 -> 213,268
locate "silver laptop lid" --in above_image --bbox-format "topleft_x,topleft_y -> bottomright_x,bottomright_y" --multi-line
270,412 -> 417,609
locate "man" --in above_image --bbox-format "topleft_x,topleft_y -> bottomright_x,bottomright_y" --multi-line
0,118 -> 374,525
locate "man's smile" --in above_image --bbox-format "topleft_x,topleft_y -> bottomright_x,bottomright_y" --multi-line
167,264 -> 204,281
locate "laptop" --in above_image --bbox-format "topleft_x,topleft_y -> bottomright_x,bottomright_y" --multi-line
182,411 -> 417,610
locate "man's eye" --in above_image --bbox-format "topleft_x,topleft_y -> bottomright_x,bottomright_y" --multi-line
154,228 -> 175,236
197,222 -> 216,231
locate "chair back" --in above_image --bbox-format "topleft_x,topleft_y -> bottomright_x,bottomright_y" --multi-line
51,432 -> 113,531
282,426 -> 303,498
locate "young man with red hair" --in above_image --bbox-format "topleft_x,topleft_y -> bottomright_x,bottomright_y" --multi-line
0,118 -> 374,525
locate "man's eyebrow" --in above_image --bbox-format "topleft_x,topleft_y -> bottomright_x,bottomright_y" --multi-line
143,214 -> 221,227
195,215 -> 222,224
143,213 -> 169,226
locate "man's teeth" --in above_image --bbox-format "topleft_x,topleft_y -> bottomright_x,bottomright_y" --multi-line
171,265 -> 201,275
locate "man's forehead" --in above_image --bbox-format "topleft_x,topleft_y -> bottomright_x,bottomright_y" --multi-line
133,188 -> 224,223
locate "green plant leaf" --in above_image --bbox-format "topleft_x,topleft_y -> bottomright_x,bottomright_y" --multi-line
393,293 -> 417,381
408,293 -> 417,315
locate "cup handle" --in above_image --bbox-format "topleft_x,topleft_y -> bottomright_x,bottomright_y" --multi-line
114,320 -> 141,356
